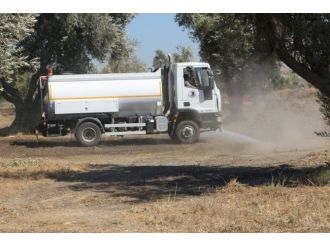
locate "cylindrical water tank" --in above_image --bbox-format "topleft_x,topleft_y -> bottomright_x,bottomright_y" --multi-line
46,70 -> 163,117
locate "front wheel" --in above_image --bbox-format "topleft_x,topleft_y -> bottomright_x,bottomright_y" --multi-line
76,122 -> 102,147
175,120 -> 200,144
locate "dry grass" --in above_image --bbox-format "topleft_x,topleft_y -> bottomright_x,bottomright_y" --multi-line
1,157 -> 330,232
0,158 -> 85,180
0,104 -> 15,131
117,180 -> 330,232
2,160 -> 330,233
2,177 -> 330,232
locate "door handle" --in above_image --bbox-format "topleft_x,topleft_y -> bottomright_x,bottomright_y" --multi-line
188,91 -> 196,98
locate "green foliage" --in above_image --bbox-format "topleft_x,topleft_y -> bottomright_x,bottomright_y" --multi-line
262,14 -> 330,126
318,93 -> 330,126
307,164 -> 330,186
12,72 -> 34,99
152,49 -> 168,69
172,46 -> 194,63
22,14 -> 135,74
152,46 -> 194,69
0,14 -> 38,82
271,73 -> 290,90
176,14 -> 330,116
176,14 -> 259,79
271,14 -> 330,78
176,13 -> 330,90
102,54 -> 147,73
0,13 -> 135,132
175,14 -> 278,114
256,14 -> 330,97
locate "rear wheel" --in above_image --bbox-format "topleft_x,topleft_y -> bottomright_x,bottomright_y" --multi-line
76,122 -> 101,147
175,120 -> 200,144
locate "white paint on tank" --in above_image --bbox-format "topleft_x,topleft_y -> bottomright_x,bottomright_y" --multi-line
49,79 -> 161,100
48,70 -> 162,100
55,99 -> 118,114
47,70 -> 163,116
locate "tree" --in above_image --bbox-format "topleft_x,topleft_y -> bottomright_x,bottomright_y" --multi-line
102,53 -> 147,73
152,49 -> 168,69
23,14 -> 134,74
0,14 -> 38,107
256,14 -> 330,97
175,14 -> 280,115
178,14 -> 330,118
0,13 -> 134,133
255,14 -> 330,125
256,14 -> 330,119
152,45 -> 194,70
172,45 -> 194,63
176,14 -> 256,113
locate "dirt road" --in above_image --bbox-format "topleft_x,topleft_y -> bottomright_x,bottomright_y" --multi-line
0,132 -> 330,232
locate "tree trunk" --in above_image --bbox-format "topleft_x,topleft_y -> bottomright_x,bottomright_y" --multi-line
10,100 -> 41,133
1,70 -> 43,134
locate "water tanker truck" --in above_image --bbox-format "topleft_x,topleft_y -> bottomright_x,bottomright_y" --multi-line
36,58 -> 222,146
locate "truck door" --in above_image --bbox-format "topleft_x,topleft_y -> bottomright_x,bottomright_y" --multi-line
180,66 -> 217,113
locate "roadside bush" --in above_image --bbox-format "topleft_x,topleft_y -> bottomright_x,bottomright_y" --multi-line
318,92 -> 330,126
307,164 -> 330,186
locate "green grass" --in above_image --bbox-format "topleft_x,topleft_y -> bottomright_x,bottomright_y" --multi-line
308,165 -> 330,185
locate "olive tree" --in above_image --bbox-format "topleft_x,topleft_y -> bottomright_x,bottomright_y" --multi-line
0,13 -> 134,133
0,14 -> 38,108
152,45 -> 194,70
175,14 -> 279,115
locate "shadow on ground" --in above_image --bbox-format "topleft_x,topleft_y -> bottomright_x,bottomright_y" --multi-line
2,163 -> 328,203
10,137 -> 176,148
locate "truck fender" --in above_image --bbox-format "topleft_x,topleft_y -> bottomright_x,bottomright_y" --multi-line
177,109 -> 202,127
74,117 -> 105,134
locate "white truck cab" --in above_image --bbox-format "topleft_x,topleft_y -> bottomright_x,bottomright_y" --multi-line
173,62 -> 221,114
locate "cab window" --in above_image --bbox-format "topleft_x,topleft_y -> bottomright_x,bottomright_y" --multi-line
183,67 -> 212,89
183,67 -> 198,89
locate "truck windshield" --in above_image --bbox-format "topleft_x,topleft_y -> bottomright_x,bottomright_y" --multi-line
193,68 -> 210,88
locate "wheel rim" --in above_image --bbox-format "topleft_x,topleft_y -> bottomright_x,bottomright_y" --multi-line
181,125 -> 195,139
82,127 -> 97,143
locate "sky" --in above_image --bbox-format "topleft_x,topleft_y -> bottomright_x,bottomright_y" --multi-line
126,13 -> 200,68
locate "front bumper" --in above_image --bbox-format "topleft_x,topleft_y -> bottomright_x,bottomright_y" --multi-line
200,112 -> 222,130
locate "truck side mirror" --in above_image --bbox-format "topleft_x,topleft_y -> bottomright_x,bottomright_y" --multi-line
209,77 -> 215,90
201,69 -> 215,90
207,69 -> 214,77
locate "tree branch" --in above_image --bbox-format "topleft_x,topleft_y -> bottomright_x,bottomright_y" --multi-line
26,69 -> 42,101
258,14 -> 330,96
0,90 -> 14,103
0,78 -> 23,103
275,42 -> 330,95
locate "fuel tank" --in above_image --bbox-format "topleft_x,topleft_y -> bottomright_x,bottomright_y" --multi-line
46,70 -> 163,117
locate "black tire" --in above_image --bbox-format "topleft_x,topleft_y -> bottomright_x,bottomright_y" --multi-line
175,120 -> 200,144
76,122 -> 101,147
